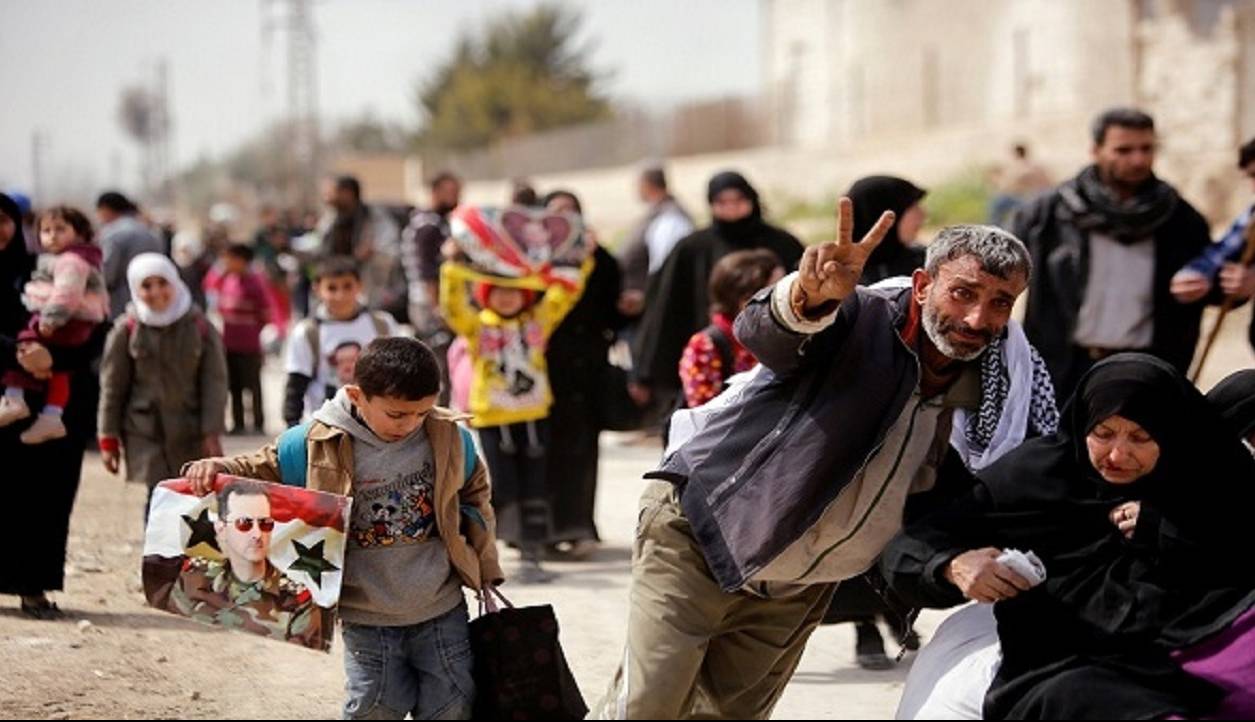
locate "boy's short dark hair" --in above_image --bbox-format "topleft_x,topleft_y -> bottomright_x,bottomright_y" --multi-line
96,191 -> 137,214
708,249 -> 783,317
511,179 -> 538,207
1091,107 -> 1155,146
39,205 -> 95,244
1238,137 -> 1255,169
313,255 -> 361,283
641,167 -> 667,191
430,171 -> 460,191
335,175 -> 361,200
354,337 -> 441,400
225,243 -> 255,263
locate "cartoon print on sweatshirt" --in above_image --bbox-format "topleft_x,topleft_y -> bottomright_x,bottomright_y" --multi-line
350,462 -> 438,549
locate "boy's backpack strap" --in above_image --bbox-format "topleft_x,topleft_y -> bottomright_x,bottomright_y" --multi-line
125,311 -> 210,338
300,318 -> 322,379
705,324 -> 736,384
368,311 -> 391,338
459,426 -> 476,483
457,425 -> 487,530
191,310 -> 210,338
277,421 -> 311,487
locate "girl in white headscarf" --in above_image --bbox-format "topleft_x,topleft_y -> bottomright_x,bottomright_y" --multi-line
98,253 -> 228,511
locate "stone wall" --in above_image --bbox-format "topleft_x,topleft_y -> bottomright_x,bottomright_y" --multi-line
444,1 -> 1255,239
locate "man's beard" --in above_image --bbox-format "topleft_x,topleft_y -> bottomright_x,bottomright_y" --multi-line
922,301 -> 993,362
1099,165 -> 1152,195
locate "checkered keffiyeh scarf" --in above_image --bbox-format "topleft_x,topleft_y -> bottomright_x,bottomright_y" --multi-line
967,334 -> 1059,453
867,277 -> 1059,469
952,324 -> 1060,470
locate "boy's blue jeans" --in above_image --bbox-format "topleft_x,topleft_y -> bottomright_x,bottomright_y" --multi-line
341,602 -> 475,720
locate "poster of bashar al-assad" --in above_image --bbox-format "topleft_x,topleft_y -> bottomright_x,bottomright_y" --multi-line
142,475 -> 352,653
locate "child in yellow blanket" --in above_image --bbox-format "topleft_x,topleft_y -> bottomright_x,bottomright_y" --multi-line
440,257 -> 591,583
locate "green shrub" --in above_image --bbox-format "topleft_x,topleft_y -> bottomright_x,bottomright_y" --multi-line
923,170 -> 992,228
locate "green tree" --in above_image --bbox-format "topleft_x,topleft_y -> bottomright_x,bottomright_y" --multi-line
416,3 -> 610,151
332,111 -> 410,154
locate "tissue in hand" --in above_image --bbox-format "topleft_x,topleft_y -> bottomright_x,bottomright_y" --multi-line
995,548 -> 1046,587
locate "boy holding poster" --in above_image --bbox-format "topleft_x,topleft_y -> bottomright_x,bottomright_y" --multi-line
183,337 -> 502,719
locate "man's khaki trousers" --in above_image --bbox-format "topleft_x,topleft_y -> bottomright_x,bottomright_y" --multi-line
591,481 -> 834,720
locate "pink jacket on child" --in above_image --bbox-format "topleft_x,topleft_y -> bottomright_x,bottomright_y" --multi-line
22,244 -> 110,328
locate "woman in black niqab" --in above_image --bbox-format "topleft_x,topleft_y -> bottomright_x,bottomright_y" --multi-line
630,171 -> 802,399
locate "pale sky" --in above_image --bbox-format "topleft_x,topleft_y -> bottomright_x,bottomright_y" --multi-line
0,0 -> 762,201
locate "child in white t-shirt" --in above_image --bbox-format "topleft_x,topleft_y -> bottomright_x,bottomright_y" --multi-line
283,257 -> 398,426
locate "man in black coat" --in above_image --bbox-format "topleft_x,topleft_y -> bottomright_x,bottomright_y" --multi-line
1012,107 -> 1216,398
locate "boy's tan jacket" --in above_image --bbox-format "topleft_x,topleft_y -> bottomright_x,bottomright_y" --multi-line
215,408 -> 504,591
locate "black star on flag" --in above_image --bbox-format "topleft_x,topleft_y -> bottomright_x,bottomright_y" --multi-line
289,539 -> 339,588
181,509 -> 220,553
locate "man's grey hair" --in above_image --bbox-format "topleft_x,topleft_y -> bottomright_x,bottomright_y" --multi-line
924,224 -> 1032,281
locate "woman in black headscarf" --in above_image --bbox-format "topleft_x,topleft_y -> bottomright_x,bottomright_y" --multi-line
541,189 -> 627,556
1207,369 -> 1255,452
630,171 -> 803,409
0,194 -> 36,357
846,175 -> 928,286
885,353 -> 1255,719
0,194 -> 106,619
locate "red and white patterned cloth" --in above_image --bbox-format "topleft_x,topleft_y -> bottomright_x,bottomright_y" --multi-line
679,313 -> 757,409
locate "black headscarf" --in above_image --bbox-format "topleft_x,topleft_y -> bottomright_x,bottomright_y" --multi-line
848,176 -> 926,239
0,193 -> 35,342
846,176 -> 927,285
1206,369 -> 1255,442
326,204 -> 368,257
974,354 -> 1255,718
706,171 -> 765,245
630,172 -> 802,391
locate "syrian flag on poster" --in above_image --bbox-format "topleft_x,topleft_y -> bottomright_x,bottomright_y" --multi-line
143,476 -> 352,608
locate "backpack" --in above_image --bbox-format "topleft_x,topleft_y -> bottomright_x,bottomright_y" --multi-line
661,323 -> 737,445
275,421 -> 487,530
675,323 -> 736,409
